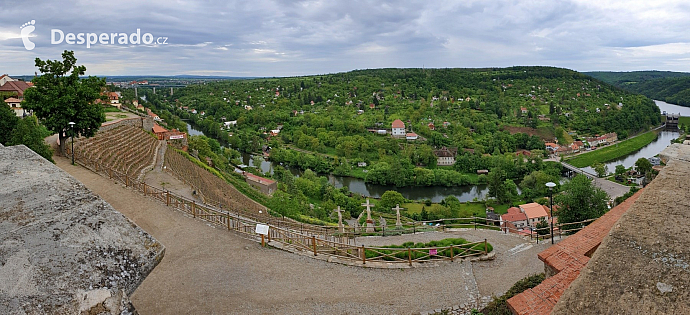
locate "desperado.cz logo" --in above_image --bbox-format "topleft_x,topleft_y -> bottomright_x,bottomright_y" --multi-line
19,20 -> 168,50
52,28 -> 168,48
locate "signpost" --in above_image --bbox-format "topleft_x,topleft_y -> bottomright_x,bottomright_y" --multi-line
256,224 -> 269,246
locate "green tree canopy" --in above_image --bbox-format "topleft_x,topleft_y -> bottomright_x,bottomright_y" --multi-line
0,103 -> 18,145
555,174 -> 609,225
635,157 -> 653,174
22,50 -> 106,154
8,116 -> 53,162
377,190 -> 406,213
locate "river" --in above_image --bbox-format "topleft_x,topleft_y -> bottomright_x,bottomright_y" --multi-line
655,100 -> 690,116
578,100 -> 683,175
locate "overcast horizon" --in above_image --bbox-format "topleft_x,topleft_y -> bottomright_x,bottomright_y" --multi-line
2,1 -> 690,77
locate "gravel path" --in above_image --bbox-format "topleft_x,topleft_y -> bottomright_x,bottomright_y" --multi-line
356,229 -> 555,298
56,156 -> 490,315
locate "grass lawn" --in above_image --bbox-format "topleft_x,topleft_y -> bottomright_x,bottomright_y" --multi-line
565,130 -> 658,168
679,116 -> 690,127
403,203 -> 449,214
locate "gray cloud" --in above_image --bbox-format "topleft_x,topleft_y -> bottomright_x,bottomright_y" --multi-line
2,0 -> 690,76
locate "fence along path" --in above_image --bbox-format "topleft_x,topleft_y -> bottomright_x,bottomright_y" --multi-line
68,148 -> 491,266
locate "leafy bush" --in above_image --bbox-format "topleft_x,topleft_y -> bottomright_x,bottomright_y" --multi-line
365,238 -> 493,261
481,273 -> 545,315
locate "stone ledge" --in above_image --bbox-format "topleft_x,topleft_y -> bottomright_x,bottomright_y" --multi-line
0,145 -> 164,314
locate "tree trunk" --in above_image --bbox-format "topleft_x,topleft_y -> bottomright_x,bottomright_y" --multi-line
59,132 -> 66,156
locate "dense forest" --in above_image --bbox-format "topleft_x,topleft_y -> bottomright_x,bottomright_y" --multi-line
133,67 -> 660,187
586,71 -> 690,106
118,67 -> 660,224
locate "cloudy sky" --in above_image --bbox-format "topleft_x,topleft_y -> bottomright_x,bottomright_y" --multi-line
2,0 -> 690,77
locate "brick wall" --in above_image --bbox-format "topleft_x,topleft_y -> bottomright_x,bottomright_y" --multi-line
507,190 -> 644,314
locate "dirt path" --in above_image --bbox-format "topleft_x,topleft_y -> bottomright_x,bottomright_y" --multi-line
55,155 -> 492,314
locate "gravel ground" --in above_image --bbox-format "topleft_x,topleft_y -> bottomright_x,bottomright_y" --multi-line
356,229 -> 555,298
56,156 -> 491,315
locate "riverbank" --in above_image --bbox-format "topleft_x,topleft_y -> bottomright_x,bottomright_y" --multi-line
566,130 -> 658,168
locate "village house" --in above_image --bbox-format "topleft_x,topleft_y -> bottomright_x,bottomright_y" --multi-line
545,142 -> 560,152
519,202 -> 549,228
244,172 -> 277,195
391,119 -> 406,137
4,97 -> 24,117
501,207 -> 528,231
520,107 -> 528,114
428,122 -> 435,130
0,77 -> 32,98
433,147 -> 458,166
406,132 -> 418,141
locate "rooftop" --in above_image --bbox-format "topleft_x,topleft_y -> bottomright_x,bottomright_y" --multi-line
520,202 -> 548,219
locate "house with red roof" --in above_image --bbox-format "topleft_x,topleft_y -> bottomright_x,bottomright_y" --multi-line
501,207 -> 528,231
391,119 -> 405,138
520,202 -> 549,228
406,132 -> 418,141
244,172 -> 277,195
0,79 -> 32,98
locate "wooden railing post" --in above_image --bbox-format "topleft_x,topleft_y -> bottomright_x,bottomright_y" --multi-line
125,174 -> 129,187
450,245 -> 454,262
408,248 -> 412,266
143,184 -> 147,196
362,245 -> 366,265
192,201 -> 196,218
312,236 -> 317,256
227,215 -> 230,231
166,191 -> 170,206
484,239 -> 488,254
261,234 -> 265,247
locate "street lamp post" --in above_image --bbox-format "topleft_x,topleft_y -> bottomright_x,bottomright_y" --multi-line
546,182 -> 556,244
68,122 -> 75,165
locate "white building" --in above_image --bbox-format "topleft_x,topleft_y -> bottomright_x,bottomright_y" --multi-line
392,119 -> 405,137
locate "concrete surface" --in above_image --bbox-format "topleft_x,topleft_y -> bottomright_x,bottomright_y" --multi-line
0,145 -> 164,314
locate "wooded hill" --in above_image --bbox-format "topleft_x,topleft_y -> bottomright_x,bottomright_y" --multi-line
169,67 -> 659,152
586,71 -> 690,106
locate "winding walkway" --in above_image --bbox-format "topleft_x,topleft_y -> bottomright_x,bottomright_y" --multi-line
53,154 -> 553,314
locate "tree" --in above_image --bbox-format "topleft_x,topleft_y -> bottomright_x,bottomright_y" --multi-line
635,157 -> 653,175
22,50 -> 106,154
555,174 -> 609,226
535,219 -> 549,235
378,190 -> 406,213
0,103 -> 18,145
614,164 -> 626,178
592,162 -> 607,177
8,116 -> 54,162
487,168 -> 508,203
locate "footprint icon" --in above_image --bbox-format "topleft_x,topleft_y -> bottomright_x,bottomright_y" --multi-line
20,20 -> 35,51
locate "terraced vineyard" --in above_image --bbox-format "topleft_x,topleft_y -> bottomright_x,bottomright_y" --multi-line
72,125 -> 159,180
164,148 -> 270,219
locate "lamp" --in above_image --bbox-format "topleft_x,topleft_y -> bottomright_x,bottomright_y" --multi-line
68,122 -> 75,165
546,181 -> 556,244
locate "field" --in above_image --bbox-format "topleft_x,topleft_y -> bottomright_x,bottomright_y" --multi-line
503,126 -> 555,142
679,116 -> 690,127
566,131 -> 658,168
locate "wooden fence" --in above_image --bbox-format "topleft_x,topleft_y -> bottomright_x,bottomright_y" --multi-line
70,152 -> 491,266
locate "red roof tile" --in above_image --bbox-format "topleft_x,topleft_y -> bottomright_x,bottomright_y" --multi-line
392,119 -> 405,129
